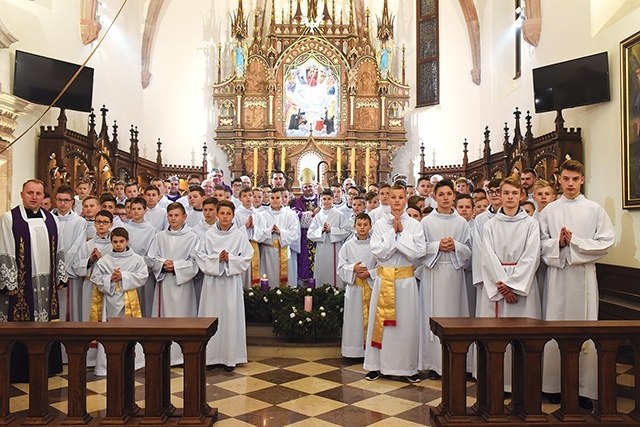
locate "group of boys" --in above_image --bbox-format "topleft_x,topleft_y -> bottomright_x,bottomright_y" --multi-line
35,160 -> 613,409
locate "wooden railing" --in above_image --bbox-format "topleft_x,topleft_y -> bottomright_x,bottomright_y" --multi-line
0,317 -> 218,426
430,317 -> 640,426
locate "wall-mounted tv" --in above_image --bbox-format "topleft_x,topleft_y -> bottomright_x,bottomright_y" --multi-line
532,52 -> 610,113
13,50 -> 94,113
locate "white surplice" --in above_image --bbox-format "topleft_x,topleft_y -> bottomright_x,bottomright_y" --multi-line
124,220 -> 157,317
196,222 -> 253,366
308,207 -> 352,288
539,195 -> 614,399
418,210 -> 472,374
258,207 -> 299,287
55,210 -> 87,322
479,208 -> 542,392
148,225 -> 199,365
235,206 -> 269,288
363,212 -> 425,376
90,248 -> 148,376
71,234 -> 112,322
145,205 -> 168,232
337,236 -> 378,358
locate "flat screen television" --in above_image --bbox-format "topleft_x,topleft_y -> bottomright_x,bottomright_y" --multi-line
13,50 -> 94,113
532,52 -> 610,113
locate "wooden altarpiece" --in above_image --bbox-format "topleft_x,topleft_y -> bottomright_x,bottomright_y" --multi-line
212,0 -> 410,190
420,109 -> 583,189
37,106 -> 208,196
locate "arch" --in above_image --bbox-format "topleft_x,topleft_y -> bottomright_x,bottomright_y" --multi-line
141,0 -> 166,88
275,35 -> 350,72
458,0 -> 481,85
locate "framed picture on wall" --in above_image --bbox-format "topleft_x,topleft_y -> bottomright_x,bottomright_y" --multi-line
622,30 -> 640,208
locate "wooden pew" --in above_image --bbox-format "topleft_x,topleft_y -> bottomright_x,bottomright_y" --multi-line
430,317 -> 640,426
0,317 -> 217,426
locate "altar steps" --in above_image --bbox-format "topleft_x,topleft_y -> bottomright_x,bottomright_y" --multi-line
246,323 -> 342,359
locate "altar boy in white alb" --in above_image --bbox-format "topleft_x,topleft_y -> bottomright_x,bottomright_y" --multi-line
90,227 -> 148,376
338,213 -> 377,358
196,201 -> 254,371
540,160 -> 614,407
234,187 -> 268,288
363,185 -> 426,383
309,189 -> 352,288
148,202 -> 200,365
259,187 -> 300,287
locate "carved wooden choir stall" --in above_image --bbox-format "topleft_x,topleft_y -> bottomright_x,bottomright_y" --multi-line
212,0 -> 410,189
420,109 -> 583,188
37,106 -> 208,197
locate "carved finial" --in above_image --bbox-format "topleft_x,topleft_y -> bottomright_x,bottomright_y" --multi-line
463,139 -> 469,167
156,138 -> 162,164
332,0 -> 336,24
322,0 -> 332,22
483,126 -> 491,157
294,0 -> 303,22
231,0 -> 248,41
402,44 -> 406,85
504,122 -> 510,148
217,43 -> 222,84
513,107 -> 522,145
130,125 -> 135,140
112,120 -> 118,140
89,108 -> 96,131
376,0 -> 394,43
525,110 -> 533,145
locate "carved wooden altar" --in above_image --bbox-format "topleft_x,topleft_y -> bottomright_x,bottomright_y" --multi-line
420,109 -> 583,189
37,106 -> 208,196
212,0 -> 410,190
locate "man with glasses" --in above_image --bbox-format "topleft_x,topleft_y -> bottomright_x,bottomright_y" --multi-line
210,168 -> 230,192
230,178 -> 243,208
0,179 -> 67,382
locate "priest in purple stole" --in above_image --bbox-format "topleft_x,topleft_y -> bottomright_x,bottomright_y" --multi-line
290,172 -> 320,283
0,179 -> 67,382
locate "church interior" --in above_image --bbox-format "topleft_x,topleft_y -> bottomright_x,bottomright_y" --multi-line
2,0 -> 640,425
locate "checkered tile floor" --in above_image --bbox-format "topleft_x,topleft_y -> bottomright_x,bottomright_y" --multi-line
8,356 -> 638,426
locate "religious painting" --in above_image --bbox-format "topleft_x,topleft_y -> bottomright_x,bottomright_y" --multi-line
284,52 -> 340,138
621,30 -> 640,208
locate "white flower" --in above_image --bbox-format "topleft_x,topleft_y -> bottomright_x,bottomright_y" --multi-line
263,297 -> 269,302
306,317 -> 311,322
292,306 -> 297,312
321,312 -> 326,318
248,292 -> 254,297
334,290 -> 340,295
307,288 -> 312,293
290,313 -> 295,318
319,306 -> 325,311
276,289 -> 282,296
340,307 -> 343,312
298,320 -> 303,325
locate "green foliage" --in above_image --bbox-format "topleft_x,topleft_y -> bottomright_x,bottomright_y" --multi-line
244,284 -> 345,341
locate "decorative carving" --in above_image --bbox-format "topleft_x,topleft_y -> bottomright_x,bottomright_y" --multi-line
79,0 -> 102,45
212,0 -> 409,187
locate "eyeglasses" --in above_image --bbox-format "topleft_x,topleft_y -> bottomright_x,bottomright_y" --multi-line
487,190 -> 500,196
56,198 -> 73,203
95,220 -> 112,225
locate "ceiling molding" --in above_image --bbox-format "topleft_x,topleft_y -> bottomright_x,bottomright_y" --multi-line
0,17 -> 18,49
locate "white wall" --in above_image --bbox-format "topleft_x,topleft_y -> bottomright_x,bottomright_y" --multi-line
404,0 -> 640,267
0,0 -> 144,206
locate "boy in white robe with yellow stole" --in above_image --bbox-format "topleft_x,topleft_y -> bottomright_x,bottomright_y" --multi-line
363,185 -> 426,383
309,190 -> 352,288
90,227 -> 148,376
234,187 -> 268,288
196,201 -> 253,370
148,202 -> 199,365
418,180 -> 472,380
338,213 -> 377,358
540,160 -> 614,408
259,188 -> 299,287
480,177 -> 541,392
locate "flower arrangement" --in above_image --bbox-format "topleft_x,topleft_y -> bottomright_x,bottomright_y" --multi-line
243,284 -> 345,341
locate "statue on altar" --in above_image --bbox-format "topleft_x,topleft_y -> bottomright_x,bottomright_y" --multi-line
377,43 -> 392,80
233,42 -> 246,78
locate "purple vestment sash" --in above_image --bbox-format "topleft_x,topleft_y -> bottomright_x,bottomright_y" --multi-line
9,206 -> 60,321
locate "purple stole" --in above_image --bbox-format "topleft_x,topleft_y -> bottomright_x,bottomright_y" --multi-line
9,206 -> 60,321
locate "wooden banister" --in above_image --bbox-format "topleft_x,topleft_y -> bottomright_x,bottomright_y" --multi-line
430,317 -> 640,426
0,318 -> 218,427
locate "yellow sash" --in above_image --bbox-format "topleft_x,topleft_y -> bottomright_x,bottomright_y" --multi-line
90,282 -> 142,322
371,265 -> 414,349
250,241 -> 260,285
354,277 -> 372,348
264,239 -> 288,285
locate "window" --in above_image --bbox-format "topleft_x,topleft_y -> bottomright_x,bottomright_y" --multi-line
416,0 -> 439,107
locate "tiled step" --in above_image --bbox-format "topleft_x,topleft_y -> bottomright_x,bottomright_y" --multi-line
247,323 -> 342,358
